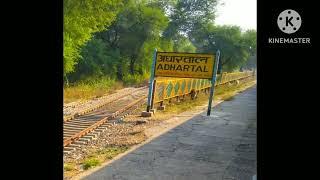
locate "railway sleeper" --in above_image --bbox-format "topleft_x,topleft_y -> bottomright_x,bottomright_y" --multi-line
68,144 -> 82,148
64,133 -> 78,137
64,130 -> 83,134
78,138 -> 91,142
64,147 -> 76,152
83,134 -> 97,139
64,124 -> 90,128
64,127 -> 86,131
64,126 -> 87,130
66,121 -> 96,125
64,150 -> 72,155
65,124 -> 94,128
73,141 -> 87,145
80,136 -> 94,140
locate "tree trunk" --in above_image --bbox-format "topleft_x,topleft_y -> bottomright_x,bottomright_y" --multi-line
117,64 -> 123,80
64,74 -> 69,87
129,57 -> 135,75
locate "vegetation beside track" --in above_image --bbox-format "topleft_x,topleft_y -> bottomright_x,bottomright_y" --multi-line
64,77 -> 256,178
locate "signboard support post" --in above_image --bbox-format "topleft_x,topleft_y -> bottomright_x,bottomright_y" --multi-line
207,50 -> 220,116
150,79 -> 156,110
146,49 -> 157,112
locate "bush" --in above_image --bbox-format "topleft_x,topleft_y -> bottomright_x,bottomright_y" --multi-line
123,73 -> 149,86
82,158 -> 100,170
63,77 -> 122,103
64,164 -> 75,171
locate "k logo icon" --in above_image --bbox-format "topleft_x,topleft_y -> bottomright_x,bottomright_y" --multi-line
277,9 -> 302,34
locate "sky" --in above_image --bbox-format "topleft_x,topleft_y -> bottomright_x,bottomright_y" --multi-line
215,0 -> 257,31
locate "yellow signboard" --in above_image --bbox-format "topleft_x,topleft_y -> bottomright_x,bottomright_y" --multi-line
154,52 -> 214,79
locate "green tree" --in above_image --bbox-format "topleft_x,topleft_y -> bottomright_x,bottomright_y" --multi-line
173,35 -> 196,53
189,24 -> 256,72
63,0 -> 123,77
162,0 -> 218,40
68,38 -> 120,82
239,30 -> 257,70
65,0 -> 256,87
94,0 -> 169,79
240,29 -> 257,56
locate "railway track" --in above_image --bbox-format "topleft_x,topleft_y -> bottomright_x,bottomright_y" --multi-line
63,88 -> 148,154
63,87 -> 147,122
63,73 -> 255,154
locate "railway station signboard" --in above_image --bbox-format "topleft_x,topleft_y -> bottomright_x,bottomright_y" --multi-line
154,52 -> 214,79
145,49 -> 220,116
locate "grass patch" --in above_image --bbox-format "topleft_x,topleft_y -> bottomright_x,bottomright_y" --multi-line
224,96 -> 235,101
64,163 -> 76,171
64,77 -> 123,103
64,146 -> 129,178
79,146 -> 129,171
123,73 -> 149,86
82,158 -> 101,170
97,146 -> 129,159
64,74 -> 149,103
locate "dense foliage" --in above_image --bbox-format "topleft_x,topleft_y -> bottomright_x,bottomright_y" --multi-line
64,0 -> 256,85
